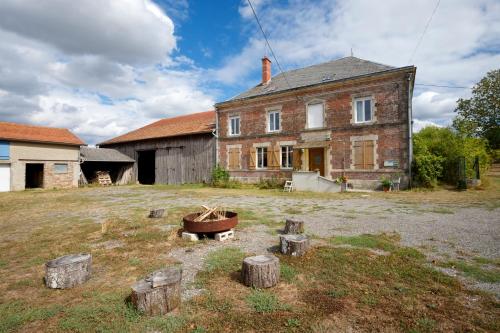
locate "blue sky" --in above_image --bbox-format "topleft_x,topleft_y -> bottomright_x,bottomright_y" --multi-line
0,0 -> 499,144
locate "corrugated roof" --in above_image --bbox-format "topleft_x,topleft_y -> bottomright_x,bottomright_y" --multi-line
100,110 -> 215,145
0,121 -> 85,146
224,56 -> 400,102
80,147 -> 135,162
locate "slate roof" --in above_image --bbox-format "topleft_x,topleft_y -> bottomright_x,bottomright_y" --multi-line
0,121 -> 85,146
80,147 -> 135,163
100,110 -> 215,145
224,56 -> 406,103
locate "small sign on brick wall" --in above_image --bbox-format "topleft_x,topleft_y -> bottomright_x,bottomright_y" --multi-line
384,159 -> 399,168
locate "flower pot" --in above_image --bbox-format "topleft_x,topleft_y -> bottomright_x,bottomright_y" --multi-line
383,186 -> 390,192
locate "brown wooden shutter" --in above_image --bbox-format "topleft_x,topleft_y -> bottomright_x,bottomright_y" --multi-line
228,149 -> 233,169
228,148 -> 239,170
292,147 -> 302,170
353,141 -> 364,170
248,147 -> 256,170
273,146 -> 280,170
364,141 -> 375,169
267,145 -> 279,170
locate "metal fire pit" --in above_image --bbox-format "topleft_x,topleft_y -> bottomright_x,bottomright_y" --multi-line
182,211 -> 238,233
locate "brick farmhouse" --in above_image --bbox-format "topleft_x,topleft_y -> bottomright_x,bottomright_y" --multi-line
215,56 -> 416,190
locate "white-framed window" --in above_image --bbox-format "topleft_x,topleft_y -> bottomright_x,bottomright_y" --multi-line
268,110 -> 280,132
307,103 -> 324,129
54,163 -> 68,174
229,116 -> 240,136
256,147 -> 267,169
281,146 -> 293,169
355,97 -> 373,123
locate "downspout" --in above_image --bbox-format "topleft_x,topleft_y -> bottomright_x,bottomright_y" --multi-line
407,71 -> 415,188
213,108 -> 219,166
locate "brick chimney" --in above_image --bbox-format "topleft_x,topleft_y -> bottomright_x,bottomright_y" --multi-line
261,56 -> 271,84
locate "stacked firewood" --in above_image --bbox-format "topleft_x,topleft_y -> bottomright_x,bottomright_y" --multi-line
193,205 -> 227,222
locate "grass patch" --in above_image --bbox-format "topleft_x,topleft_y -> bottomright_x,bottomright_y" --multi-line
0,302 -> 63,332
58,293 -> 141,332
142,315 -> 186,332
329,234 -> 399,252
246,289 -> 289,313
473,256 -> 500,266
438,260 -> 500,283
283,207 -> 303,215
280,262 -> 297,283
327,288 -> 348,299
205,247 -> 245,273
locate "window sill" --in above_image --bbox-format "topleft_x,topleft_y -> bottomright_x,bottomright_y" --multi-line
228,134 -> 241,137
353,121 -> 375,126
266,130 -> 282,134
302,127 -> 327,132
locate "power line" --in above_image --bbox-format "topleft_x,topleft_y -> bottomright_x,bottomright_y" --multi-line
415,83 -> 471,89
408,0 -> 441,63
246,0 -> 293,90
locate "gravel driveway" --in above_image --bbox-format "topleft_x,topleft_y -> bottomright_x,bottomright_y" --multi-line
85,187 -> 500,298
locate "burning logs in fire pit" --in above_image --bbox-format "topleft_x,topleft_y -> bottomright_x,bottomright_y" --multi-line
131,266 -> 182,315
242,255 -> 280,288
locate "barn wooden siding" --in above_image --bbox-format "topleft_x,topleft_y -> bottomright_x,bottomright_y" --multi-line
101,133 -> 215,185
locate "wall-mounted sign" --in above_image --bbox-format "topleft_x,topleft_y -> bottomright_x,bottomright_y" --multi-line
384,159 -> 399,168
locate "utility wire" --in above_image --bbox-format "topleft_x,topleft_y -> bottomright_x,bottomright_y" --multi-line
246,0 -> 293,90
408,0 -> 441,63
415,83 -> 471,89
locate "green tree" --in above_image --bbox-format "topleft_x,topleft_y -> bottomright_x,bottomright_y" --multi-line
453,69 -> 500,148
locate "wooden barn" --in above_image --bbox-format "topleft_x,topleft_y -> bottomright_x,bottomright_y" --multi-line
99,111 -> 216,185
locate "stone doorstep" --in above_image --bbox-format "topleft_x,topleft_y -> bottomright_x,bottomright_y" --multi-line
215,229 -> 235,242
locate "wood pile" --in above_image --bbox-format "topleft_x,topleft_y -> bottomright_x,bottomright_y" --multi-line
193,205 -> 227,222
93,171 -> 112,186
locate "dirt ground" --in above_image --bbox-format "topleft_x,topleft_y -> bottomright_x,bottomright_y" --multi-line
0,179 -> 498,332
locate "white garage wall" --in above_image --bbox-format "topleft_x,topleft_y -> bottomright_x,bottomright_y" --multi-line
0,164 -> 10,192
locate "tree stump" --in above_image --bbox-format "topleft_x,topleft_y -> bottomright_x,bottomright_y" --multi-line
148,209 -> 165,218
45,253 -> 92,289
284,218 -> 304,234
131,266 -> 182,315
279,234 -> 309,256
241,255 -> 280,288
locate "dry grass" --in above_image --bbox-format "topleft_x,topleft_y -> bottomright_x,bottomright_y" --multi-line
0,180 -> 499,332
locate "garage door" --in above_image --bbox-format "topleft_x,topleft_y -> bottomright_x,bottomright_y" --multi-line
0,164 -> 10,192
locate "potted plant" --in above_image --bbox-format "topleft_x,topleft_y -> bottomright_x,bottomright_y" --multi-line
380,177 -> 392,192
339,175 -> 348,192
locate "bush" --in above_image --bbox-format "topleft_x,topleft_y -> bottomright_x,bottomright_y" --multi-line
210,165 -> 241,188
412,127 -> 490,187
413,153 -> 444,188
256,176 -> 285,189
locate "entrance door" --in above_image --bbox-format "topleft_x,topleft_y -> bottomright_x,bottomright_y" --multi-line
137,150 -> 156,185
308,148 -> 325,176
0,164 -> 10,192
26,163 -> 44,188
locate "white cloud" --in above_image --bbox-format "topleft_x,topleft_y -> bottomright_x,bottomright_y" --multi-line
0,0 -> 215,144
218,0 -> 499,127
413,119 -> 442,133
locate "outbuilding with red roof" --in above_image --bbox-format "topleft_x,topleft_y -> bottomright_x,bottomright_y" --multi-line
0,121 -> 85,191
99,111 -> 216,185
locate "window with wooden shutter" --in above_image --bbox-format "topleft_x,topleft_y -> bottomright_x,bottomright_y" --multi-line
248,147 -> 256,170
267,145 -> 280,170
353,140 -> 375,169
